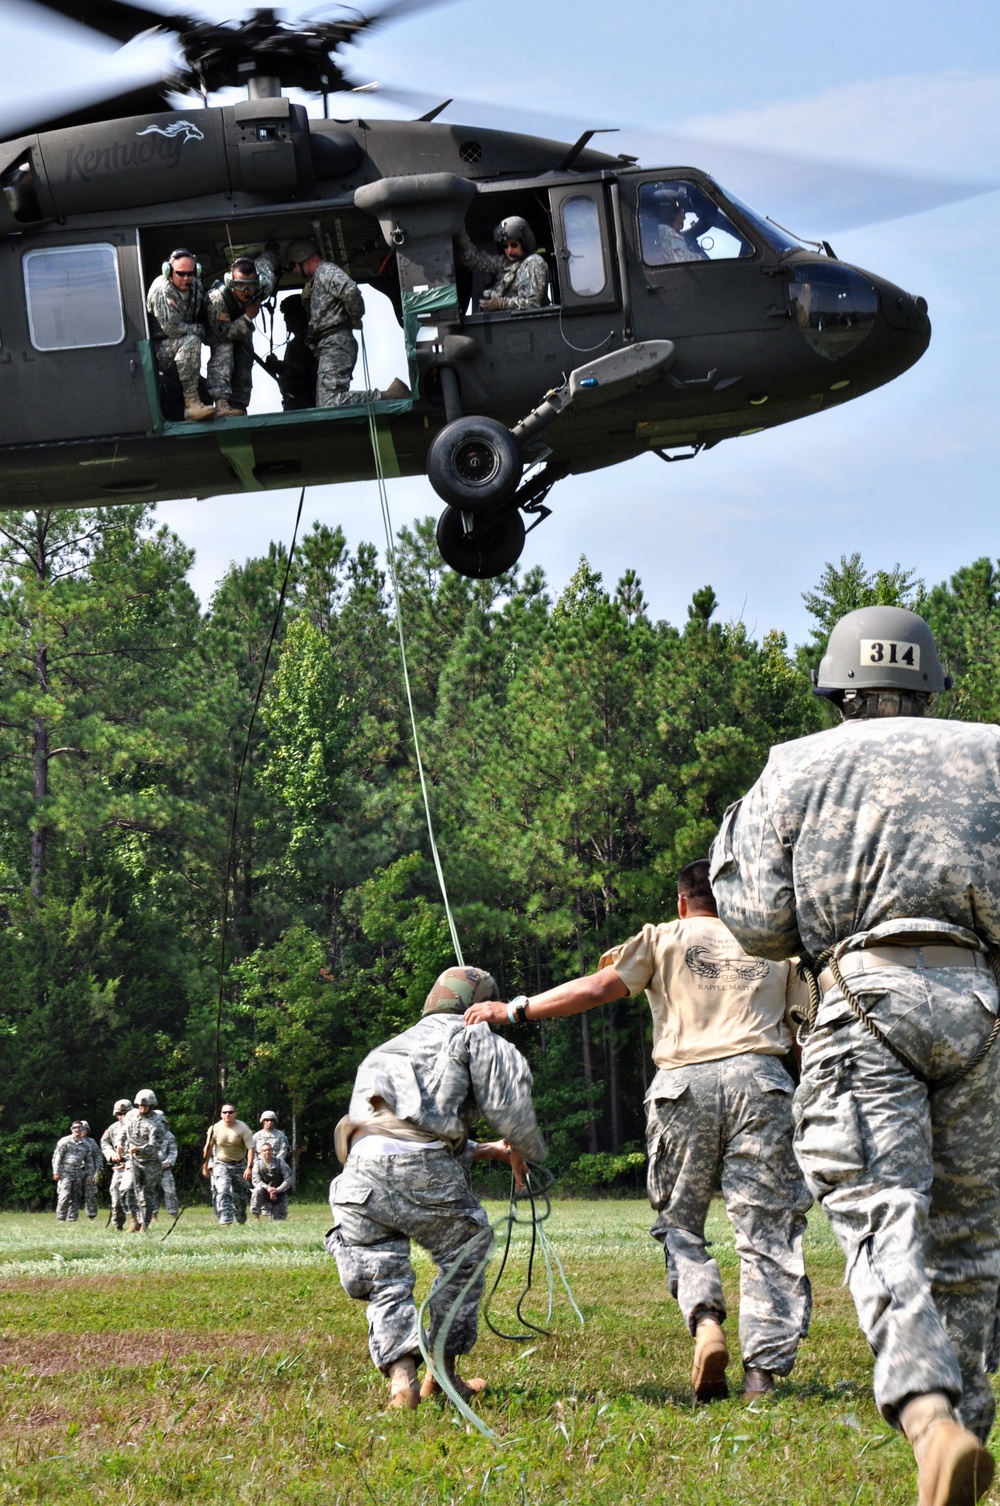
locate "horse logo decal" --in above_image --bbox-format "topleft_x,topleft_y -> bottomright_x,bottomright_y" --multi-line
135,120 -> 205,143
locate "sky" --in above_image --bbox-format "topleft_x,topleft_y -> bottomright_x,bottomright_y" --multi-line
4,0 -> 1000,646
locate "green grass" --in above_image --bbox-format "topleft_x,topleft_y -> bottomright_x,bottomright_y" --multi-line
0,1199 -> 982,1504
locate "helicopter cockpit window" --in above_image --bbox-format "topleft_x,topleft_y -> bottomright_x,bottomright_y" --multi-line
561,195 -> 608,298
23,244 -> 125,352
638,181 -> 754,266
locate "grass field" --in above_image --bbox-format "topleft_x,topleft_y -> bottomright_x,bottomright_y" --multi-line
0,1198 -> 985,1505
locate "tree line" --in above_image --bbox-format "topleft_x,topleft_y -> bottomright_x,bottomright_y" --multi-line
1,505 -> 998,1205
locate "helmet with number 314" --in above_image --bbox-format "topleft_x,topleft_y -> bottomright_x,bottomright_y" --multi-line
814,605 -> 950,696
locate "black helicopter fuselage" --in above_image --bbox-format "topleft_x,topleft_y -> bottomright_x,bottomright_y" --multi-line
0,105 -> 930,514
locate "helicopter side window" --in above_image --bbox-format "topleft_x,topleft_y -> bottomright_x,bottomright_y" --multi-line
23,244 -> 125,352
638,181 -> 754,267
561,195 -> 608,298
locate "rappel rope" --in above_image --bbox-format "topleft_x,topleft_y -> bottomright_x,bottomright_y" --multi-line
416,1165 -> 584,1442
360,331 -> 464,967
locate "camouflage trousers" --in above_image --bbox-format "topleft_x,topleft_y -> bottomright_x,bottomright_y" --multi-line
795,964 -> 1000,1437
159,1168 -> 179,1218
56,1173 -> 93,1221
120,1159 -> 163,1228
251,1186 -> 288,1220
327,1149 -> 493,1374
646,1054 -> 812,1374
314,329 -> 372,408
206,335 -> 253,408
108,1165 -> 127,1230
212,1160 -> 250,1225
154,334 -> 203,399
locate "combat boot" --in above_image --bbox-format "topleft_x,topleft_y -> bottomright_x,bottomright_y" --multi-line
742,1366 -> 776,1402
183,397 -> 215,421
379,378 -> 411,401
902,1393 -> 995,1506
127,1215 -> 144,1234
387,1355 -> 420,1410
420,1355 -> 487,1403
213,398 -> 246,417
692,1316 -> 729,1402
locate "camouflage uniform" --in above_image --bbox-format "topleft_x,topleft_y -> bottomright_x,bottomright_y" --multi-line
146,273 -> 206,400
203,1117 -> 254,1225
457,232 -> 549,309
52,1133 -> 98,1222
304,260 -> 373,408
81,1131 -> 101,1218
205,250 -> 280,409
100,1120 -> 127,1231
251,1153 -> 294,1220
711,717 -> 1000,1437
328,978 -> 545,1375
158,1119 -> 179,1218
119,1107 -> 166,1228
252,1126 -> 290,1161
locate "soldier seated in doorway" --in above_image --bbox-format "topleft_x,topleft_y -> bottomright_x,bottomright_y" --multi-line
456,214 -> 549,312
146,249 -> 214,422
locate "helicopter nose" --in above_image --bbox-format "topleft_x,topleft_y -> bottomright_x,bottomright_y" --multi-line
870,275 -> 931,384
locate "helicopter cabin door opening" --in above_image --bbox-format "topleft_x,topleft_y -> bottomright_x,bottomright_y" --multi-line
0,228 -> 151,446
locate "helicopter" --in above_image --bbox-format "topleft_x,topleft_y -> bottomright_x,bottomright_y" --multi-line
0,0 -> 933,578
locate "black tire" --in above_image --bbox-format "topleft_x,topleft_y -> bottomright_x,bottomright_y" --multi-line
436,506 -> 526,579
427,417 -> 522,514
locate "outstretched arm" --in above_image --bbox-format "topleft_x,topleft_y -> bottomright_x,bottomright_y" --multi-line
464,966 -> 629,1027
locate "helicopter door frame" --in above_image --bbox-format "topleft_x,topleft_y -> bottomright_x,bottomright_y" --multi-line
0,227 -> 152,447
548,182 -> 620,315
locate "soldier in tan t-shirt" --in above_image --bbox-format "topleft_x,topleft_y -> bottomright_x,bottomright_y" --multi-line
465,859 -> 812,1405
202,1104 -> 255,1226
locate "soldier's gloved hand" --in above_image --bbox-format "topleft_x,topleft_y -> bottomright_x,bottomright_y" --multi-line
479,296 -> 507,312
264,353 -> 282,376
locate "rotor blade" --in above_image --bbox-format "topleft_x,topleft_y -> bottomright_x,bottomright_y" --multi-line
347,89 -> 997,234
16,0 -> 193,44
0,78 -> 180,139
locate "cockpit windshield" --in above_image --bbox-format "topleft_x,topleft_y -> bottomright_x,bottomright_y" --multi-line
716,189 -> 802,255
638,180 -> 754,266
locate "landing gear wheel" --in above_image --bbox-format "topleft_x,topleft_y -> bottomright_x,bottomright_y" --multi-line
427,417 -> 523,514
436,506 -> 526,579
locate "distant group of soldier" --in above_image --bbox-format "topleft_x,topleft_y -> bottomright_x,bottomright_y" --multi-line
53,1096 -> 294,1232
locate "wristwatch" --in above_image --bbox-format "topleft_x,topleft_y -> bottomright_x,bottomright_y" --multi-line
507,994 -> 530,1025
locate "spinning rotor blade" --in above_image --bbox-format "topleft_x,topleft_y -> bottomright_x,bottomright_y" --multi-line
1,79 -> 179,139
18,0 -> 195,45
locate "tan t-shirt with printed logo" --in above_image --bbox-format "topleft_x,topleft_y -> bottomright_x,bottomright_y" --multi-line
599,916 -> 803,1070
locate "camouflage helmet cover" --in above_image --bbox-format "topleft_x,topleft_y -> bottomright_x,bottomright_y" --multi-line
259,1110 -> 278,1123
285,237 -> 319,267
815,606 -> 949,695
114,1098 -> 132,1114
134,1088 -> 158,1108
423,966 -> 499,1015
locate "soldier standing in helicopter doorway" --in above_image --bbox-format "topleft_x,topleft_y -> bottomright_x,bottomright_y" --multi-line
456,215 -> 549,311
205,244 -> 282,417
284,238 -> 409,408
146,249 -> 214,422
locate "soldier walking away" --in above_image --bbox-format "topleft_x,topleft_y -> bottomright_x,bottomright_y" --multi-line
466,862 -> 812,1404
710,604 -> 1000,1506
205,244 -> 281,417
456,215 -> 550,311
285,238 -> 409,408
251,1141 -> 294,1220
52,1121 -> 99,1222
100,1099 -> 132,1232
329,966 -> 545,1410
202,1104 -> 255,1225
79,1122 -> 101,1219
120,1089 -> 167,1233
146,249 -> 213,421
154,1112 -> 180,1224
253,1111 -> 290,1163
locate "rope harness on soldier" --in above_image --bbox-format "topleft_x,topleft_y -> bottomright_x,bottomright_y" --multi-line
797,948 -> 1000,1091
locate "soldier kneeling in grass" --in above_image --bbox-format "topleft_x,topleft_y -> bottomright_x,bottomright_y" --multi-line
327,966 -> 546,1410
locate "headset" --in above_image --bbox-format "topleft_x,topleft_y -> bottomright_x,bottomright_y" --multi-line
224,257 -> 260,293
163,248 -> 202,279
